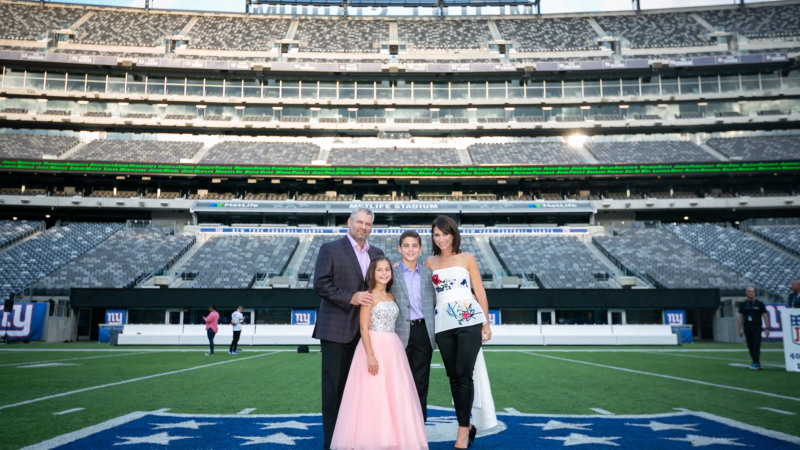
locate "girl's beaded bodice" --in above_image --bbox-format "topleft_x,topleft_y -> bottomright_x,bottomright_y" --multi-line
369,301 -> 399,333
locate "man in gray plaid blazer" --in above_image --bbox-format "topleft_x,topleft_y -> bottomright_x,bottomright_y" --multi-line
391,230 -> 437,422
313,208 -> 383,450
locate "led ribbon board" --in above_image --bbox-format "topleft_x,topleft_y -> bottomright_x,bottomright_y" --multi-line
1,160 -> 799,178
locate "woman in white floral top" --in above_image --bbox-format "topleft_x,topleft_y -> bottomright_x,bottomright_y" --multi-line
425,215 -> 496,449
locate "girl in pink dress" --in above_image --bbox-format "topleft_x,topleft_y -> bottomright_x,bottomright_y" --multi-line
330,256 -> 429,450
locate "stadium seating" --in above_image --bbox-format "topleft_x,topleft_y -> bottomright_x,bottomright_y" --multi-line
748,226 -> 800,258
397,20 -> 489,50
180,235 -> 299,288
585,141 -> 716,163
199,142 -> 321,165
70,140 -> 202,163
0,223 -> 123,300
490,236 -> 612,289
705,136 -> 800,161
37,228 -> 195,289
0,220 -> 40,249
698,4 -> 800,39
0,135 -> 79,159
0,3 -> 83,40
296,19 -> 385,52
593,228 -> 751,292
73,11 -> 191,46
664,224 -> 800,297
187,16 -> 290,51
595,13 -> 710,48
496,18 -> 599,52
327,147 -> 460,166
297,235 -> 341,281
468,142 -> 586,165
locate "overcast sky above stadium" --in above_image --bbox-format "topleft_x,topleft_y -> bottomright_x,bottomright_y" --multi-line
52,0 -> 776,14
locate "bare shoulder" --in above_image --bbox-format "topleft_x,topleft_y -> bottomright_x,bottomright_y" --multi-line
424,256 -> 438,269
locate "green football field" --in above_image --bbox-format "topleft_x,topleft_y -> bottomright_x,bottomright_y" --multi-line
0,342 -> 797,450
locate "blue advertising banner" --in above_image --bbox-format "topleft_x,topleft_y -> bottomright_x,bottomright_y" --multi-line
0,302 -> 46,341
763,303 -> 787,342
489,309 -> 501,326
292,309 -> 317,325
664,310 -> 685,325
99,309 -> 127,342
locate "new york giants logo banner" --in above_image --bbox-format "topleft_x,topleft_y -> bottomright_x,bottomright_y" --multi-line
780,308 -> 800,372
791,314 -> 800,346
106,309 -> 126,325
292,310 -> 316,325
0,302 -> 46,341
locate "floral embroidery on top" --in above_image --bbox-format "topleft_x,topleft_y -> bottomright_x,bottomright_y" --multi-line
446,301 -> 482,325
432,273 -> 469,293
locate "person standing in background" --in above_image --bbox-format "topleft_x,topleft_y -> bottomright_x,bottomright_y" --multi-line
230,306 -> 244,355
204,304 -> 219,356
738,287 -> 769,370
788,280 -> 800,309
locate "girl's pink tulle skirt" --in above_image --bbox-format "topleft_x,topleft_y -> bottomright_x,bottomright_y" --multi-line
330,330 -> 429,450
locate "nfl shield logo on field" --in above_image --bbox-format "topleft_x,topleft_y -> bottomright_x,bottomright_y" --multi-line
791,314 -> 800,345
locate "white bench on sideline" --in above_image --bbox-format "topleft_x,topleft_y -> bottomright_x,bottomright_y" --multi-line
612,325 -> 677,345
117,325 -> 182,345
252,325 -> 316,345
178,325 -> 256,346
541,325 -> 617,346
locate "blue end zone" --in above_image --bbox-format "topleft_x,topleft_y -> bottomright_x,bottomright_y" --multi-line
30,408 -> 800,449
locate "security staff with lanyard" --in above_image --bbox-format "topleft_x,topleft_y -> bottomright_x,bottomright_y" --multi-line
738,287 -> 770,370
788,280 -> 800,309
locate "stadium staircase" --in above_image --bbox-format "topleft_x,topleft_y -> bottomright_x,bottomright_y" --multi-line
187,143 -> 214,164
281,235 -> 317,288
0,222 -> 46,253
575,146 -> 600,164
697,142 -> 729,161
469,236 -> 511,289
581,239 -> 654,289
315,147 -> 331,163
743,229 -> 800,261
456,149 -> 473,165
136,234 -> 209,288
56,141 -> 89,160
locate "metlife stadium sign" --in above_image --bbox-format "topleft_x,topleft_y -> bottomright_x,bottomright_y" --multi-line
190,201 -> 597,214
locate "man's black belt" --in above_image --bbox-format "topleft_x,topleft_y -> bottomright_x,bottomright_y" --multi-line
410,319 -> 426,326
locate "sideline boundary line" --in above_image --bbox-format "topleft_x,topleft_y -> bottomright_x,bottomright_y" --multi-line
0,352 -> 148,368
0,352 -> 280,411
524,352 -> 800,402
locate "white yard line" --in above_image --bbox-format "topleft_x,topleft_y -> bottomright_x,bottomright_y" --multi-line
524,352 -> 800,402
237,408 -> 257,415
0,352 -> 148,368
20,410 -> 156,450
660,352 -> 783,367
759,407 -> 796,416
590,408 -> 615,415
675,408 -> 800,445
0,348 -> 297,353
483,348 -> 784,353
0,352 -> 279,411
52,408 -> 85,416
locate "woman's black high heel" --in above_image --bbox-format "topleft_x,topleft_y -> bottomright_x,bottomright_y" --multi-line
468,424 -> 477,447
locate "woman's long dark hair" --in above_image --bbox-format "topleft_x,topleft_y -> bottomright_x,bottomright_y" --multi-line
365,255 -> 393,293
431,215 -> 461,256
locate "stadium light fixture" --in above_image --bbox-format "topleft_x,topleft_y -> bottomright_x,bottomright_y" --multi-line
697,102 -> 708,106
347,108 -> 359,112
37,98 -> 48,103
384,108 -> 396,112
657,103 -> 669,108
579,105 -> 591,110
45,215 -> 50,218
12,217 -> 17,221
541,106 -> 553,111
310,107 -> 321,111
504,107 -> 515,111
272,106 -> 283,110
235,105 -> 246,110
157,103 -> 169,108
467,107 -> 478,112
684,216 -> 689,220
0,97 -> 5,100
117,102 -> 129,106
618,105 -> 629,109
196,104 -> 207,109
77,100 -> 89,105
567,134 -> 588,148
429,108 -> 440,112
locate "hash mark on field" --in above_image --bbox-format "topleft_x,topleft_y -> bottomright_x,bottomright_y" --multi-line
729,363 -> 784,369
0,352 -> 279,411
0,352 -> 146,368
525,352 -> 800,402
590,408 -> 615,415
504,407 -> 522,414
53,408 -> 84,415
237,408 -> 256,415
759,407 -> 796,416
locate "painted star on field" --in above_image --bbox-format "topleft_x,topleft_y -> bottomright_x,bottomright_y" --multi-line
258,420 -> 322,430
151,420 -> 218,430
114,432 -> 195,446
664,434 -> 748,447
626,421 -> 699,432
523,420 -> 593,431
235,433 -> 314,446
542,433 -> 621,446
